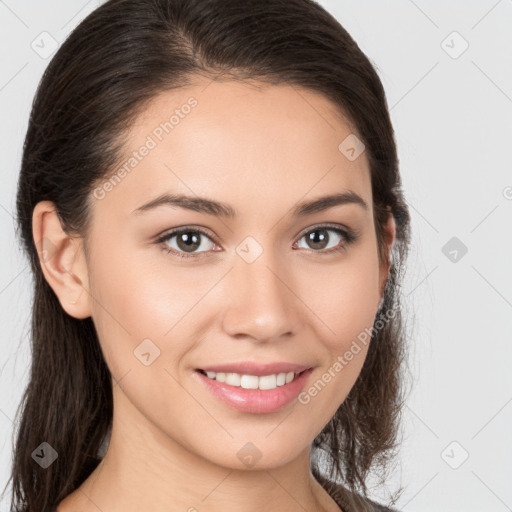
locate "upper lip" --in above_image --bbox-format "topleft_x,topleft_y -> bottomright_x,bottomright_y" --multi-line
197,362 -> 312,376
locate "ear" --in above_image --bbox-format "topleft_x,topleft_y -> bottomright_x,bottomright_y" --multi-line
32,201 -> 92,319
378,210 -> 396,306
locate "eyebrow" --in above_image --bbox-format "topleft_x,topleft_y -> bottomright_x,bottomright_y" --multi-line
131,190 -> 368,218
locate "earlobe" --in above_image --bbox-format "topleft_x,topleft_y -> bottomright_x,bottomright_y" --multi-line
32,201 -> 92,319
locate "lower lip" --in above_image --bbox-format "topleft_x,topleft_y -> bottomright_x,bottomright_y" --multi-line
194,368 -> 313,414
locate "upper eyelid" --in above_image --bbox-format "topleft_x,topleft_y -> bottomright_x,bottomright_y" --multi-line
296,223 -> 351,238
157,226 -> 218,244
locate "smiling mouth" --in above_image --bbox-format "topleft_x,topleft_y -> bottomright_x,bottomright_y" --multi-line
196,368 -> 307,390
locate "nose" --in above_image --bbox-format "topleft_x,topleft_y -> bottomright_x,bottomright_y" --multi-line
220,250 -> 303,343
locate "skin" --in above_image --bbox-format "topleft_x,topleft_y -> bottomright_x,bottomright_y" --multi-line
34,78 -> 395,512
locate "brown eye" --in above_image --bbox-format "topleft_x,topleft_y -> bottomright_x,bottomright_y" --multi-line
158,228 -> 218,259
295,225 -> 356,253
174,231 -> 202,253
303,228 -> 331,250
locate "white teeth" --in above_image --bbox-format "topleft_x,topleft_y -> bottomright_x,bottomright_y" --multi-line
258,374 -> 276,390
241,374 -> 259,389
202,370 -> 301,390
225,372 -> 241,386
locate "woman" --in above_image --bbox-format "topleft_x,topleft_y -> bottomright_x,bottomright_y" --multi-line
6,0 -> 411,510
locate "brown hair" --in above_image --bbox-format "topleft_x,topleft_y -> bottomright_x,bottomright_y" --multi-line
6,0 -> 411,510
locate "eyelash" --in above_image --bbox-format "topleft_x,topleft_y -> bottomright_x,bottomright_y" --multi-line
155,224 -> 358,260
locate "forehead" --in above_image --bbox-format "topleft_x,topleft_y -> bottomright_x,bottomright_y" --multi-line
92,79 -> 372,223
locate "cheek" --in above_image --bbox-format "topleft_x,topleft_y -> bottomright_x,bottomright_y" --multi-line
85,247 -> 202,438
304,245 -> 381,343
86,239 -> 219,376
295,245 -> 381,407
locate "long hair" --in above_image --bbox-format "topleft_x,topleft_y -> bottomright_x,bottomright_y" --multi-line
6,1 -> 411,510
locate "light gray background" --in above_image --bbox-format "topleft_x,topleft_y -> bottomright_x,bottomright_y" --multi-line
1,1 -> 511,511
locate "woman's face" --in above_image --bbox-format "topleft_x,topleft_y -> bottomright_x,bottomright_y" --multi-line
81,79 -> 394,469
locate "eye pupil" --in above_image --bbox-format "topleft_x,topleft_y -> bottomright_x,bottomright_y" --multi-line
177,232 -> 201,252
307,229 -> 329,250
